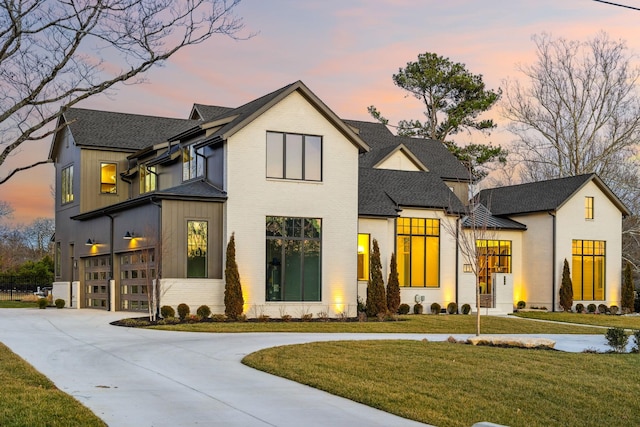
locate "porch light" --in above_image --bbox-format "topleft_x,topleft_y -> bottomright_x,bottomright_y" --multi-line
85,238 -> 95,246
123,231 -> 135,240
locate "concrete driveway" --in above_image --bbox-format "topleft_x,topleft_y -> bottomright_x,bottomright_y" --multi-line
0,309 -> 610,427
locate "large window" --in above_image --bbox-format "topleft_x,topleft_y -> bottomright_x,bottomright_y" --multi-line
585,197 -> 594,220
140,165 -> 157,194
357,234 -> 370,281
476,240 -> 511,294
183,144 -> 204,181
397,218 -> 439,287
100,163 -> 117,193
266,216 -> 321,301
572,240 -> 605,300
187,221 -> 207,278
266,131 -> 322,181
61,165 -> 74,204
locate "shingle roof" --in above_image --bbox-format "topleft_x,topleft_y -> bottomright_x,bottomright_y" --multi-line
155,179 -> 226,199
63,108 -> 198,151
359,168 -> 466,217
461,203 -> 527,230
478,174 -> 596,216
190,104 -> 234,121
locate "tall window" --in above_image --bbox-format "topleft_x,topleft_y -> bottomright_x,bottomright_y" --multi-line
140,165 -> 157,194
357,234 -> 370,281
397,218 -> 439,287
61,165 -> 74,204
183,144 -> 204,181
476,240 -> 511,294
572,240 -> 605,300
266,216 -> 321,301
100,163 -> 117,193
585,197 -> 594,220
187,221 -> 207,278
266,131 -> 322,181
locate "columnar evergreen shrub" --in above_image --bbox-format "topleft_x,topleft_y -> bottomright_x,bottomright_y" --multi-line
559,259 -> 573,312
430,302 -> 441,314
196,305 -> 211,319
622,261 -> 635,314
160,305 -> 175,318
177,303 -> 190,320
366,239 -> 387,318
386,253 -> 401,314
224,233 -> 244,320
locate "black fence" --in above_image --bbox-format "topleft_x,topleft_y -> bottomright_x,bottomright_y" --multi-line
0,275 -> 52,301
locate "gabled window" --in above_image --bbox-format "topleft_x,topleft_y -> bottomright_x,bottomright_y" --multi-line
61,165 -> 74,204
100,163 -> 117,193
585,196 -> 594,220
182,144 -> 204,181
140,165 -> 157,194
266,132 -> 322,181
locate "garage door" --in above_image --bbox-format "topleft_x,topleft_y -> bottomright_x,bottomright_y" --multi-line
120,251 -> 155,312
84,255 -> 110,309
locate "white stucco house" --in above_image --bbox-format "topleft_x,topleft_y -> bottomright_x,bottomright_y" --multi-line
49,81 -> 630,316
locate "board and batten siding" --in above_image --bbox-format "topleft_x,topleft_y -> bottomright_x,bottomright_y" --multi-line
79,149 -> 130,213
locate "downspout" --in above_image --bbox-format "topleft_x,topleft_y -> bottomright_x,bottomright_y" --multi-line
549,211 -> 556,312
150,197 -> 162,319
106,213 -> 115,311
455,217 -> 460,307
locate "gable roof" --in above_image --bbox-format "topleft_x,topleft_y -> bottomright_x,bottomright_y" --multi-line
50,108 -> 198,158
359,168 -> 466,217
194,81 -> 369,153
461,203 -> 527,230
189,104 -> 234,121
478,173 -> 631,217
372,143 -> 428,171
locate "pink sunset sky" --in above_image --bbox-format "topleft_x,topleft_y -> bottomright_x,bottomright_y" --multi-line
3,0 -> 640,224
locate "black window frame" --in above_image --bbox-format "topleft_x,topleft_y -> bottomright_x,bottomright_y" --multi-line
266,131 -> 323,181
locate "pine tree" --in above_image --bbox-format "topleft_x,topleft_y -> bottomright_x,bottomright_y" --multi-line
559,258 -> 573,312
366,239 -> 387,317
386,252 -> 401,314
622,261 -> 634,314
224,233 -> 244,320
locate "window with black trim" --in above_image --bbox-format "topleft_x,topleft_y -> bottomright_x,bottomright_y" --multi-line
183,144 -> 204,181
100,163 -> 117,193
61,165 -> 74,204
187,221 -> 207,278
140,165 -> 157,194
397,218 -> 439,287
572,240 -> 605,300
266,131 -> 322,181
585,197 -> 594,220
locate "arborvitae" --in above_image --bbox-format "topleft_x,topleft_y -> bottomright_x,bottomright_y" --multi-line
366,239 -> 387,317
622,261 -> 634,314
224,233 -> 244,320
559,258 -> 573,312
386,252 -> 401,314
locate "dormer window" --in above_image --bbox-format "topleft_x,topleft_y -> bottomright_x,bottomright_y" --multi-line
100,163 -> 117,193
266,131 -> 322,181
182,144 -> 204,181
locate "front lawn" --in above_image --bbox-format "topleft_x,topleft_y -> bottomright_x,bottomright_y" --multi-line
0,300 -> 38,309
243,340 -> 640,427
513,311 -> 640,330
145,314 -> 604,334
0,343 -> 105,427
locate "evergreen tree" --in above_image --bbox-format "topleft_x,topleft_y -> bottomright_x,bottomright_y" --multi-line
386,252 -> 401,314
366,239 -> 387,317
559,259 -> 574,312
224,233 -> 244,320
622,261 -> 635,314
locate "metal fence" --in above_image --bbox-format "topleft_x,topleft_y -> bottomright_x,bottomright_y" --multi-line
0,275 -> 52,301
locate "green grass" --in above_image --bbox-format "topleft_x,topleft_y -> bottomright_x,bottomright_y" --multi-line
243,340 -> 640,427
147,314 -> 604,334
0,343 -> 105,427
513,311 -> 640,330
0,300 -> 38,309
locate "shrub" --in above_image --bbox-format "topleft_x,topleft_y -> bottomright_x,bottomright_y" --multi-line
366,239 -> 387,317
38,298 -> 47,309
160,305 -> 175,318
386,253 -> 401,314
54,299 -> 65,309
587,303 -> 597,313
301,313 -> 313,321
398,303 -> 410,315
211,314 -> 226,322
357,297 -> 366,314
632,330 -> 640,353
447,302 -> 457,314
196,305 -> 211,319
598,303 -> 609,314
281,314 -> 292,322
461,303 -> 471,315
177,303 -> 190,320
605,327 -> 628,353
413,303 -> 423,314
610,305 -> 619,315
516,300 -> 526,310
559,259 -> 573,312
575,303 -> 585,313
622,261 -> 635,314
430,302 -> 441,315
224,232 -> 244,320
258,314 -> 270,322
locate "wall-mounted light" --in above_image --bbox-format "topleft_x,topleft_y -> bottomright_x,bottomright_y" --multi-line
123,231 -> 135,240
85,238 -> 95,246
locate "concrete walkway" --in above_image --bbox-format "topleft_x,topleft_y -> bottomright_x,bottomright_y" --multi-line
0,309 -> 611,427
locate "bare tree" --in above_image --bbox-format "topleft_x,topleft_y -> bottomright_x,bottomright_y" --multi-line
22,218 -> 55,259
1,0 -> 247,184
